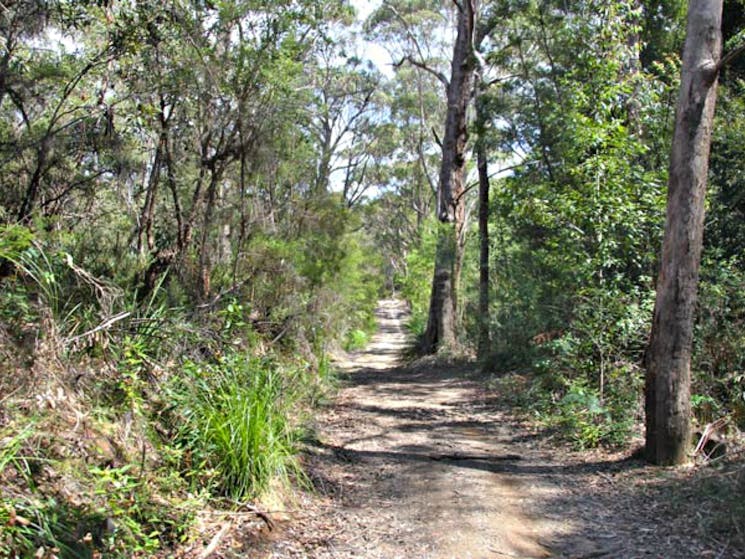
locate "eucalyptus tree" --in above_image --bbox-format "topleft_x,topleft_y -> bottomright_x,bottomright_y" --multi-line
386,65 -> 442,229
417,0 -> 480,353
365,2 -> 449,308
363,67 -> 441,296
305,31 -> 383,202
367,0 -> 483,352
645,0 -> 745,465
105,0 -> 352,298
0,2 -> 119,224
474,0 -> 675,432
474,82 -> 492,360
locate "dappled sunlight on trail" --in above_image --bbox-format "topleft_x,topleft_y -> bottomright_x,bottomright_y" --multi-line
257,300 -> 562,558
334,299 -> 410,372
252,300 -> 716,559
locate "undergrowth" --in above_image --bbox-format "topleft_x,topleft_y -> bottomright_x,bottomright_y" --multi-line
485,265 -> 745,451
490,369 -> 643,451
166,354 -> 306,500
0,226 -> 373,557
343,328 -> 370,352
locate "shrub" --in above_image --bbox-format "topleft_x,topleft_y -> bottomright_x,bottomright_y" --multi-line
397,218 -> 436,339
546,377 -> 638,449
524,284 -> 651,448
693,255 -> 745,428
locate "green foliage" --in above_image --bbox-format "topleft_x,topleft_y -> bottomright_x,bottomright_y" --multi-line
343,329 -> 369,351
550,380 -> 613,450
319,223 -> 383,347
708,81 -> 745,260
492,278 -> 652,448
476,0 -> 675,448
0,225 -> 34,262
549,285 -> 653,378
397,218 -> 436,337
531,308 -> 646,448
0,6 -> 743,559
0,473 -> 192,559
88,465 -> 192,557
0,496 -> 87,559
166,353 -> 305,500
0,423 -> 36,488
693,255 -> 745,428
542,375 -> 641,449
10,245 -> 65,320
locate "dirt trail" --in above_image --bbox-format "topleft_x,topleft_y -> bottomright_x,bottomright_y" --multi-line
252,299 -> 719,559
318,300 -> 559,558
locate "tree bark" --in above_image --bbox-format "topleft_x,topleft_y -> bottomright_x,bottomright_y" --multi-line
421,223 -> 458,353
476,95 -> 490,361
137,134 -> 164,254
437,1 -> 476,223
645,0 -> 722,466
198,166 -> 222,300
17,139 -> 48,222
421,0 -> 477,353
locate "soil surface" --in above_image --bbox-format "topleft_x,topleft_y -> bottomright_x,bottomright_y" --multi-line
244,299 -> 739,559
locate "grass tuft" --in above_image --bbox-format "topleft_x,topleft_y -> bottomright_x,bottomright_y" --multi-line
168,354 -> 304,500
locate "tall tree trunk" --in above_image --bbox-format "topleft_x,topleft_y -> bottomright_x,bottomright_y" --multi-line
645,0 -> 722,466
315,124 -> 333,195
421,0 -> 476,353
436,2 -> 476,222
625,0 -> 644,135
17,140 -> 48,222
422,223 -> 457,353
137,134 -> 164,254
476,97 -> 490,360
138,102 -> 172,254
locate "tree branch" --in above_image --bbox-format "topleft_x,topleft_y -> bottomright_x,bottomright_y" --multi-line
485,73 -> 521,87
476,8 -> 501,46
431,126 -> 443,149
384,1 -> 449,87
717,43 -> 745,72
417,137 -> 438,195
394,55 -> 449,87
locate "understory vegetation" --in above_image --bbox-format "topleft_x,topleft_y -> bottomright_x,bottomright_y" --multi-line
0,3 -> 384,555
0,221 -> 380,557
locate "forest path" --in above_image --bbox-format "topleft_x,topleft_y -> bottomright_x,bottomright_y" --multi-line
249,300 -> 709,559
310,299 -> 561,558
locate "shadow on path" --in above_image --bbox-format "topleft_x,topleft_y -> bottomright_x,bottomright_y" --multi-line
257,299 -> 734,559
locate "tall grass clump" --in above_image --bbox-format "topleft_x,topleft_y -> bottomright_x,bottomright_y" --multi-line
168,353 -> 304,500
